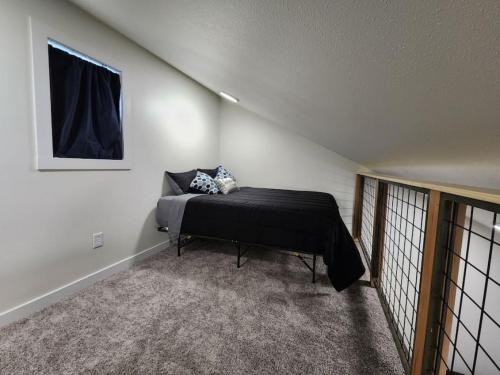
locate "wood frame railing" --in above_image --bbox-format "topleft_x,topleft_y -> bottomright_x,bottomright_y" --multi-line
352,172 -> 500,374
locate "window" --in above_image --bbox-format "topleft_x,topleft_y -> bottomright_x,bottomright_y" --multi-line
48,40 -> 123,160
30,18 -> 131,170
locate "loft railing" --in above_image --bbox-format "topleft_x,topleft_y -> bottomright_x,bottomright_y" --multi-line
352,173 -> 500,375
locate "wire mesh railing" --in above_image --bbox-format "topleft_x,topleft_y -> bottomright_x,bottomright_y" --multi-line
430,198 -> 500,375
352,174 -> 500,375
379,183 -> 429,368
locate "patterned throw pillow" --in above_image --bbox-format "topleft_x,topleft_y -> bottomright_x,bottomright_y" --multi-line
189,171 -> 220,194
215,177 -> 239,195
215,165 -> 235,180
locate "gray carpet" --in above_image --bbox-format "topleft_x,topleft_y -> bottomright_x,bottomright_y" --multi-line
0,240 -> 404,374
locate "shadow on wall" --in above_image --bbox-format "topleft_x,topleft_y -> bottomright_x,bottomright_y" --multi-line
134,168 -> 180,250
135,207 -> 168,254
134,173 -> 175,254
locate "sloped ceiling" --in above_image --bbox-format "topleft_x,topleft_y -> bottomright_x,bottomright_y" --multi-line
70,0 -> 500,187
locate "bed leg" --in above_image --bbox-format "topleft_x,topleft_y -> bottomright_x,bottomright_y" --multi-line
312,253 -> 316,284
177,234 -> 181,257
237,242 -> 241,268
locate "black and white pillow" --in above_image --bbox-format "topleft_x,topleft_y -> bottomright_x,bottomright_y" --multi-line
189,171 -> 220,194
215,165 -> 235,180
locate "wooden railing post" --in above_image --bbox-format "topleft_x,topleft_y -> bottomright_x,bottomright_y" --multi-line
411,190 -> 441,374
437,203 -> 466,374
370,181 -> 387,287
352,174 -> 364,238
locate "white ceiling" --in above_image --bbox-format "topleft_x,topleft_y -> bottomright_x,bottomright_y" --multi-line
70,0 -> 500,171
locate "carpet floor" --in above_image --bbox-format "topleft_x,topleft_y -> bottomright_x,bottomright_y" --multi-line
0,240 -> 404,374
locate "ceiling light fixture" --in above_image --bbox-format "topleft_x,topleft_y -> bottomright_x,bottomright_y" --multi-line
219,91 -> 239,103
495,225 -> 500,232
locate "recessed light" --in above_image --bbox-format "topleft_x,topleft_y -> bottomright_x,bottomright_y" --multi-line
219,91 -> 239,103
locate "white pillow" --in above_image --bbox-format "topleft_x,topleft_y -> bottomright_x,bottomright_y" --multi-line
215,177 -> 238,195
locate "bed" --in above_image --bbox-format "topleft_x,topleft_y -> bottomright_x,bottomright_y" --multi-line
156,187 -> 365,291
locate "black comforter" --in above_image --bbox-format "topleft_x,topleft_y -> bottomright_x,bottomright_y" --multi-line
180,187 -> 365,291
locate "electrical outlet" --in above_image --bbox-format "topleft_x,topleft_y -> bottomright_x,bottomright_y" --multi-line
92,232 -> 104,249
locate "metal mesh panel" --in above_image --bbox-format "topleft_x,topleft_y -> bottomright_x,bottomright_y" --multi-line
360,177 -> 377,261
432,201 -> 500,375
380,183 -> 429,368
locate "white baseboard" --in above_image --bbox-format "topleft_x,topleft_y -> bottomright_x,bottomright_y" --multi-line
0,240 -> 170,328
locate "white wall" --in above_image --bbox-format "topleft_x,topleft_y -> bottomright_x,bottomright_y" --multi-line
219,102 -> 365,229
0,0 -> 220,314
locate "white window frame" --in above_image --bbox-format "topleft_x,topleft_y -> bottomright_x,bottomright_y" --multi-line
29,18 -> 132,170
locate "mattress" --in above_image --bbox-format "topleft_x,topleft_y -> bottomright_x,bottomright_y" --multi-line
180,187 -> 365,291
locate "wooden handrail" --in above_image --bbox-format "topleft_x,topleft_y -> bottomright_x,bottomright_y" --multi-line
358,172 -> 500,205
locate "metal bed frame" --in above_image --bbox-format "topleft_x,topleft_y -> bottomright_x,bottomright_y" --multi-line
158,227 -> 318,283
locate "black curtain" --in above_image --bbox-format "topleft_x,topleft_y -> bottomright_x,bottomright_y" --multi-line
48,45 -> 123,160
